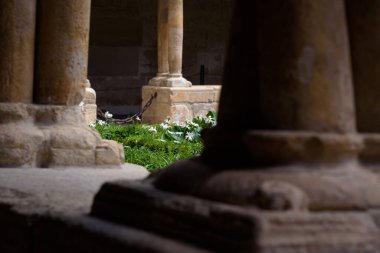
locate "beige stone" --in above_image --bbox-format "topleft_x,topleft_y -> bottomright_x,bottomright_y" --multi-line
0,0 -> 36,103
0,103 -> 124,168
35,0 -> 91,105
142,85 -> 220,124
96,140 -> 125,166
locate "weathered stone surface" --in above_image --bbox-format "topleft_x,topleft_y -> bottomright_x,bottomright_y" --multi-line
142,85 -> 220,123
0,0 -> 36,103
0,103 -> 124,168
35,0 -> 91,105
96,140 -> 125,166
91,180 -> 380,253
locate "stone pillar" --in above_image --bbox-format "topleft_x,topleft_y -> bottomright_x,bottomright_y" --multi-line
0,0 -> 124,168
143,0 -> 219,124
92,1 -> 380,251
164,0 -> 191,87
0,0 -> 36,103
34,0 -> 90,105
149,0 -> 170,86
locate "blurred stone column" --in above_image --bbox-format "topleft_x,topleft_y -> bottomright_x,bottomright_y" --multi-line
0,0 -> 36,103
149,0 -> 170,86
34,0 -> 90,105
203,0 -> 357,165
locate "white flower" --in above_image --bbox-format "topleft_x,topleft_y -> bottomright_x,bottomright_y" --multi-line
79,101 -> 84,107
164,118 -> 171,124
148,126 -> 157,133
160,123 -> 169,129
104,111 -> 113,119
189,121 -> 199,127
89,123 -> 96,128
135,116 -> 141,122
185,132 -> 195,141
97,120 -> 106,126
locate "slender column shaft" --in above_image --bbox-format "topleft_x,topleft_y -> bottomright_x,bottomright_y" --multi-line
0,0 -> 36,103
157,0 -> 169,76
167,0 -> 184,76
218,0 -> 355,133
346,0 -> 380,133
35,0 -> 91,105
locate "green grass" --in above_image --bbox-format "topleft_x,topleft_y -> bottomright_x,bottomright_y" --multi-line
94,123 -> 204,171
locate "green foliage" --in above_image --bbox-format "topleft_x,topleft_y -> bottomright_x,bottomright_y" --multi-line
92,112 -> 216,172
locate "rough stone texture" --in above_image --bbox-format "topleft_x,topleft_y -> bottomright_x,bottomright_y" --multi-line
0,103 -> 124,168
0,0 -> 36,103
81,80 -> 97,125
0,167 -> 214,253
89,0 -> 231,114
35,0 -> 91,105
91,180 -> 380,253
142,85 -> 220,123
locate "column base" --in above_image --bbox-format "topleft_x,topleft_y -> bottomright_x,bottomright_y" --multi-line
90,129 -> 380,252
0,103 -> 124,168
91,168 -> 380,253
142,85 -> 221,124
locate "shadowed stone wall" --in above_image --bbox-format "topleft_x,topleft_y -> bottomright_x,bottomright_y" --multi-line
88,0 -> 232,115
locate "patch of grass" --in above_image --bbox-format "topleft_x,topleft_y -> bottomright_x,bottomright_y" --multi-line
93,113 -> 216,172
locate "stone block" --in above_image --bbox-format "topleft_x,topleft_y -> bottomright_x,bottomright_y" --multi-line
170,104 -> 193,123
50,127 -> 99,149
83,104 -> 97,125
192,103 -> 218,117
96,140 -> 125,166
50,149 -> 96,167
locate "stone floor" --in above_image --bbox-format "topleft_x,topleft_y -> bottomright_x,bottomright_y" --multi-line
0,164 -> 149,215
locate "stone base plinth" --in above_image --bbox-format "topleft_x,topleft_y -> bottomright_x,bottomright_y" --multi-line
91,176 -> 380,253
0,103 -> 124,168
142,85 -> 221,124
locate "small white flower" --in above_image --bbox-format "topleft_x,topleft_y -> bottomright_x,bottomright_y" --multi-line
135,116 -> 141,122
185,132 -> 195,141
89,123 -> 96,128
97,120 -> 106,126
104,111 -> 113,119
160,123 -> 169,129
164,118 -> 171,124
79,101 -> 84,107
189,121 -> 199,127
148,126 -> 157,133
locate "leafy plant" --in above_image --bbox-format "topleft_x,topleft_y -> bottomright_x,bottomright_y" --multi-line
91,112 -> 216,171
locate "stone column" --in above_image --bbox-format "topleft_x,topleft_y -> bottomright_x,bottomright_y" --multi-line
0,0 -> 36,103
165,0 -> 191,87
149,0 -> 170,86
34,0 -> 90,105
